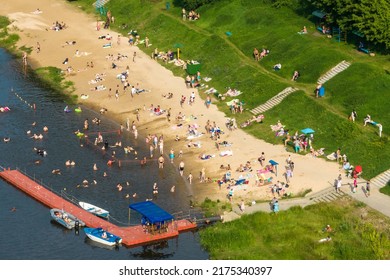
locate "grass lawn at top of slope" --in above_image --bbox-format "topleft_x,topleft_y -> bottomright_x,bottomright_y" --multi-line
200,197 -> 390,260
186,0 -> 351,84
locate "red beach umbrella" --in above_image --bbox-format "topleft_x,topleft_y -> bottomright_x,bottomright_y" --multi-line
354,165 -> 362,173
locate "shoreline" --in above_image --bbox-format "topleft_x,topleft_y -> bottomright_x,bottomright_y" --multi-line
1,0 -> 342,207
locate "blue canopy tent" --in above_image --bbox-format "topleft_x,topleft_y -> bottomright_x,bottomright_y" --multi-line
129,201 -> 174,233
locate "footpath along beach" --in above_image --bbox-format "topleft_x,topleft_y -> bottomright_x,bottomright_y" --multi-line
0,0 -> 343,206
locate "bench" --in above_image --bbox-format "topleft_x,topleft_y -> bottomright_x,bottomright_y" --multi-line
358,47 -> 370,54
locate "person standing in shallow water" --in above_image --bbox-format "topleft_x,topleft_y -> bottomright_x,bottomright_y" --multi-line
187,172 -> 193,184
158,155 -> 164,169
169,149 -> 175,163
179,161 -> 185,176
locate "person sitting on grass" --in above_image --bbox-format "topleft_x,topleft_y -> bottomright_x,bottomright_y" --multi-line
323,225 -> 333,233
291,70 -> 300,81
273,63 -> 282,71
260,48 -> 269,59
363,114 -> 372,126
253,48 -> 260,61
298,26 -> 307,34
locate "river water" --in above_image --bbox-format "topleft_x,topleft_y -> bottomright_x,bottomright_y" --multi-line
0,48 -> 209,260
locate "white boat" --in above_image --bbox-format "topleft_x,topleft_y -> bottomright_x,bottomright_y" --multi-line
79,201 -> 109,218
84,227 -> 122,246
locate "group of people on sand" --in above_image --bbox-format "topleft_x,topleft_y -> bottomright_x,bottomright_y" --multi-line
50,21 -> 67,31
185,72 -> 202,88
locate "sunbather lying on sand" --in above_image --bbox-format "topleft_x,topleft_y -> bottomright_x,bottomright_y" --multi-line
90,85 -> 106,91
199,154 -> 215,160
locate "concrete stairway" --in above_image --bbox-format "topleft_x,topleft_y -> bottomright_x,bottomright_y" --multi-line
317,60 -> 351,84
250,87 -> 298,115
370,169 -> 390,188
307,186 -> 347,204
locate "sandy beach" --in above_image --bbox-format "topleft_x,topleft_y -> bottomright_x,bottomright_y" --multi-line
1,0 -> 341,205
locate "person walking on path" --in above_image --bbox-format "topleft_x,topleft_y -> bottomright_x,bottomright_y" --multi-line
179,161 -> 185,176
336,175 -> 342,193
353,177 -> 358,193
158,155 -> 164,169
365,180 -> 371,197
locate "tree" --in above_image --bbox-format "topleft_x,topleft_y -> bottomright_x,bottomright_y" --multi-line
312,0 -> 390,48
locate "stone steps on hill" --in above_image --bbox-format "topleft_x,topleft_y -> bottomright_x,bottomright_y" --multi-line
250,87 -> 298,115
317,60 -> 351,84
370,170 -> 390,188
307,186 -> 347,204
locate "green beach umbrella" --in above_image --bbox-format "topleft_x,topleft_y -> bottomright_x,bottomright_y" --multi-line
173,43 -> 183,59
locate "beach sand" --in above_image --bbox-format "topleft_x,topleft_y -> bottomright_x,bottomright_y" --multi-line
1,0 -> 341,205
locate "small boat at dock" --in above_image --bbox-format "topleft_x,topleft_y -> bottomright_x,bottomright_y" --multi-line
79,201 -> 109,218
50,208 -> 85,229
84,227 -> 122,246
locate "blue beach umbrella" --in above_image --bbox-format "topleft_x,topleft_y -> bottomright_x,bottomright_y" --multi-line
301,128 -> 315,134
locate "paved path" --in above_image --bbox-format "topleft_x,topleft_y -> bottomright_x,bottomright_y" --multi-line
223,179 -> 390,222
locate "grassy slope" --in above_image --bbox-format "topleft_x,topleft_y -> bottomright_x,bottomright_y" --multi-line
69,0 -> 390,179
200,198 -> 390,260
380,182 -> 390,196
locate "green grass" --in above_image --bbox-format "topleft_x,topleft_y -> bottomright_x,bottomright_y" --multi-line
380,182 -> 390,196
0,16 -> 20,52
34,67 -> 77,104
195,197 -> 233,217
64,0 -> 390,179
200,198 -> 390,259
